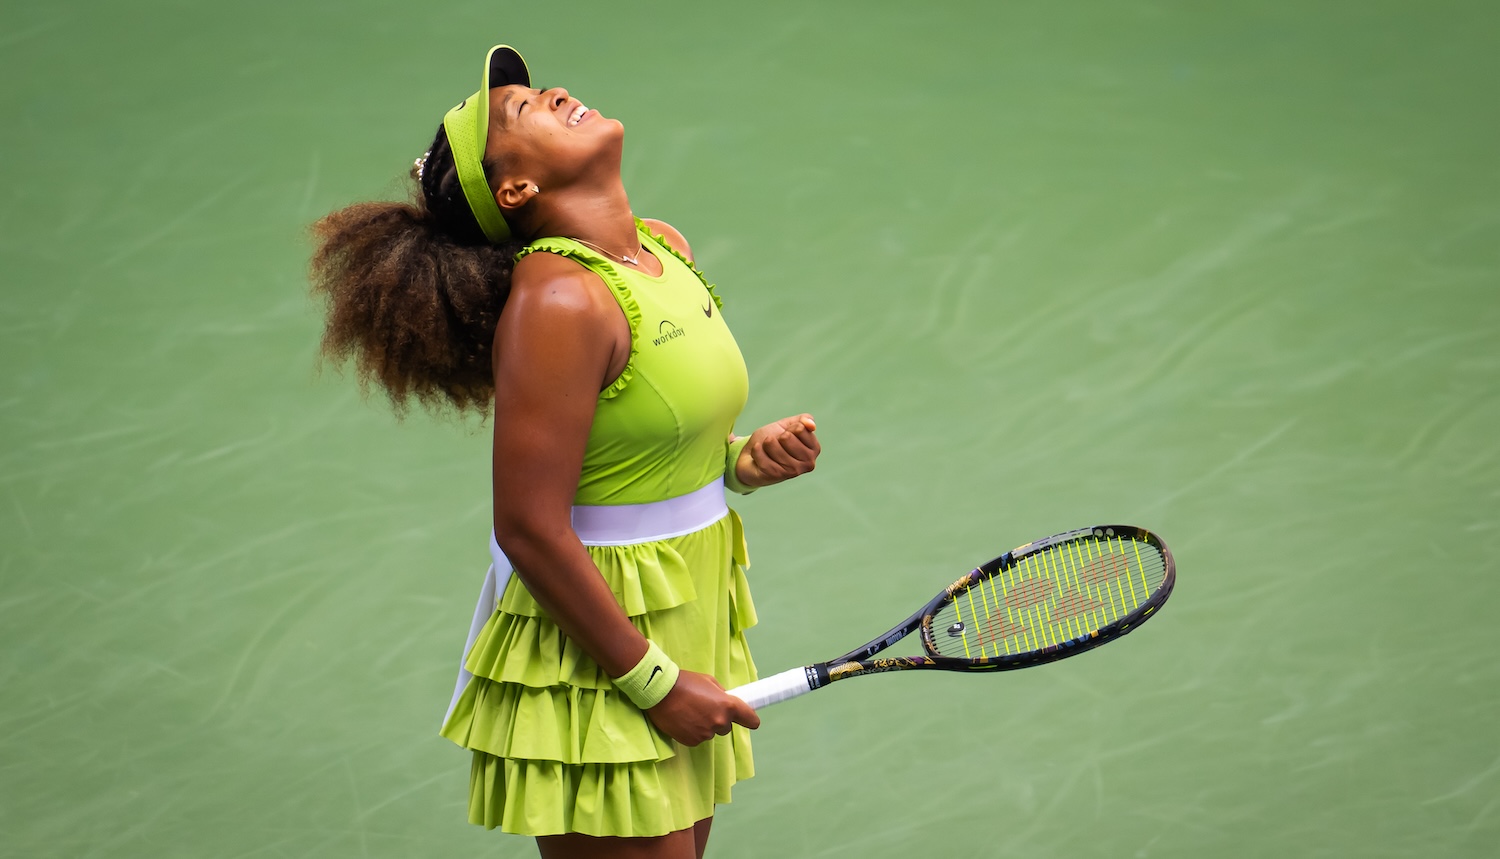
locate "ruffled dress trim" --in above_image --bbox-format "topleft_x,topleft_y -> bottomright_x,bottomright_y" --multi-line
515,237 -> 644,400
635,219 -> 724,313
439,510 -> 757,836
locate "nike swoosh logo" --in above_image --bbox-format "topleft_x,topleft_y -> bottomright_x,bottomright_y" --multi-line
645,665 -> 663,687
703,303 -> 712,318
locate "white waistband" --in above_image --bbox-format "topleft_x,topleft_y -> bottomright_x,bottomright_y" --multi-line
573,477 -> 729,545
488,477 -> 729,570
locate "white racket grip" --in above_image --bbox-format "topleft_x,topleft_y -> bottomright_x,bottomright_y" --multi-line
728,667 -> 814,710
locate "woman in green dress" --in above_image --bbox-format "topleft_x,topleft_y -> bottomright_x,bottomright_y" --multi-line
310,45 -> 821,858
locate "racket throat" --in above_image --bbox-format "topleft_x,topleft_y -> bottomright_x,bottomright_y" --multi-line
807,664 -> 830,690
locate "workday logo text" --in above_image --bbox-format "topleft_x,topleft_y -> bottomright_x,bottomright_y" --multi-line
653,320 -> 687,346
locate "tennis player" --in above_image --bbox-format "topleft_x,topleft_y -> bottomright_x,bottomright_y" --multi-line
310,44 -> 820,858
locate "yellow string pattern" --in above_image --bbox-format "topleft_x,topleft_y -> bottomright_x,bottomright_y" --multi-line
928,531 -> 1167,660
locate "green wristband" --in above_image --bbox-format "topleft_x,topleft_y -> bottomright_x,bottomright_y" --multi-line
613,640 -> 681,710
724,435 -> 759,495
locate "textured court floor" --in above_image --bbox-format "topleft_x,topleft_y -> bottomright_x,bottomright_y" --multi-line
3,1 -> 1497,856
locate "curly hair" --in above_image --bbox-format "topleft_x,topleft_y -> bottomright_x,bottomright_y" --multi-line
310,125 -> 523,416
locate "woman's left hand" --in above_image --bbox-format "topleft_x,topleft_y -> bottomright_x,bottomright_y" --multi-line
733,414 -> 821,489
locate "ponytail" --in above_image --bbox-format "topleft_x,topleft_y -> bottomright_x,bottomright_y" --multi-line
310,126 -> 522,416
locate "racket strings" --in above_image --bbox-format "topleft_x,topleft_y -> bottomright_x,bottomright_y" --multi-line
930,534 -> 1167,660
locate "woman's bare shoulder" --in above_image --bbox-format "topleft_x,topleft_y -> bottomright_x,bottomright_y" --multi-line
506,250 -> 618,325
640,218 -> 693,262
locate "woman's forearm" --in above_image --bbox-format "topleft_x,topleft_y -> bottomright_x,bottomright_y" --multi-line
493,519 -> 647,679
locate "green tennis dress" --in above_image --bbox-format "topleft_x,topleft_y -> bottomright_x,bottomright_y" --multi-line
439,222 -> 759,837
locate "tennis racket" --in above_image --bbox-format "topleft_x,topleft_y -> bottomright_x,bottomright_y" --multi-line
728,525 -> 1174,709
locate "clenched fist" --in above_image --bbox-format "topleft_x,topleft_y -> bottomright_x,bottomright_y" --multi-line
733,414 -> 820,489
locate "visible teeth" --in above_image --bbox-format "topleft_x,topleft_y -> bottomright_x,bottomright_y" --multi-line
568,104 -> 588,126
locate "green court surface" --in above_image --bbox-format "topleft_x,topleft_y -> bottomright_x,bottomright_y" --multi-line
3,1 -> 1497,856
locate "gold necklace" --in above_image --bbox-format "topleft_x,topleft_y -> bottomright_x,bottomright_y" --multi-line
573,236 -> 643,266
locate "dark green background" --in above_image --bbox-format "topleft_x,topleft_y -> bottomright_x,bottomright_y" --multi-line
4,1 -> 1497,856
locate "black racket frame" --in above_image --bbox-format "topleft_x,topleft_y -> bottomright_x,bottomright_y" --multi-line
800,525 -> 1176,691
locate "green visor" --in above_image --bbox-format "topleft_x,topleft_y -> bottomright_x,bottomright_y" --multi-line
443,45 -> 530,243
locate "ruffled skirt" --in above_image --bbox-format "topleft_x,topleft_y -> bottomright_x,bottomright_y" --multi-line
440,510 -> 757,836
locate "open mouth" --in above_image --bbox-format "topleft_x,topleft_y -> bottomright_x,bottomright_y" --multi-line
566,103 -> 591,127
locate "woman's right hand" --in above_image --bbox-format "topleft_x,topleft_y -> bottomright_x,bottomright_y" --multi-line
646,670 -> 761,746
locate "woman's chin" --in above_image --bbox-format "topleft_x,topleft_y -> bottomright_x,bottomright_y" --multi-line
597,116 -> 626,138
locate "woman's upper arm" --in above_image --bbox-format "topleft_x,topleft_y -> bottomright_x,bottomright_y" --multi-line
641,218 -> 693,263
490,254 -> 620,538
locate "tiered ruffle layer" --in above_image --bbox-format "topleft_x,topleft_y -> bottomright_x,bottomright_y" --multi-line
440,511 -> 757,836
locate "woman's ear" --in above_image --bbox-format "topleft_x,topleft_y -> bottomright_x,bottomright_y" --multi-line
496,178 -> 539,213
